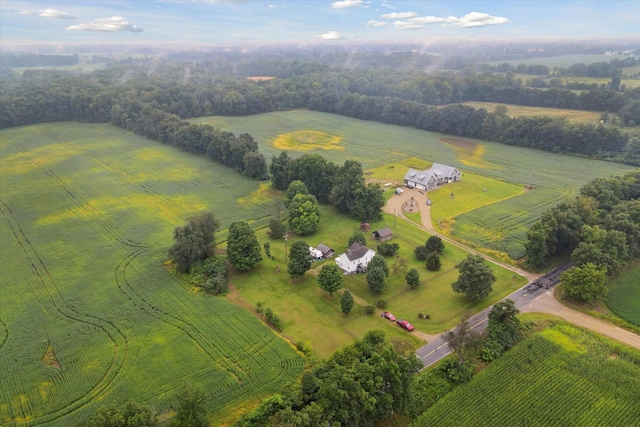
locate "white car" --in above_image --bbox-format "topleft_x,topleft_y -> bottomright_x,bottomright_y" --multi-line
395,188 -> 404,195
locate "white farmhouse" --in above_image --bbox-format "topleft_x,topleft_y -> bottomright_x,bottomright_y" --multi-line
335,242 -> 375,274
403,163 -> 461,190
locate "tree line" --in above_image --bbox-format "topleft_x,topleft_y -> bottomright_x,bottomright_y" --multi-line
525,170 -> 640,301
270,152 -> 385,221
1,57 -> 639,164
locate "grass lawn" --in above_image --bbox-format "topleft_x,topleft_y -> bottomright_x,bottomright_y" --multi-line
192,110 -> 633,259
227,204 -> 527,359
413,316 -> 640,427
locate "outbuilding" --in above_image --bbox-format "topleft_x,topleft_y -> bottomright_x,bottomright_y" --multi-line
372,227 -> 393,241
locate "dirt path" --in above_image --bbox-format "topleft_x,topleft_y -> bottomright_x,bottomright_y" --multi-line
522,291 -> 640,350
384,188 -> 537,281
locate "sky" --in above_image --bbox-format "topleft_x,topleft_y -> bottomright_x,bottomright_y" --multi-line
1,1 -> 639,49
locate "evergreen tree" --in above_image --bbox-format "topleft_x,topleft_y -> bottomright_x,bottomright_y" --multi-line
405,268 -> 421,289
341,290 -> 355,314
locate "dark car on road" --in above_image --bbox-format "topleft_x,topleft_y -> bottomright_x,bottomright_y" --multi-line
396,319 -> 414,332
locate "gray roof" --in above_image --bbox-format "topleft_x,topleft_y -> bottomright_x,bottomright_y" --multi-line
431,163 -> 459,177
317,243 -> 332,254
404,163 -> 459,183
345,242 -> 371,261
375,227 -> 393,238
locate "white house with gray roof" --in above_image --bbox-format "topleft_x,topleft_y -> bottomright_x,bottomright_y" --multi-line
403,163 -> 461,190
335,242 -> 375,274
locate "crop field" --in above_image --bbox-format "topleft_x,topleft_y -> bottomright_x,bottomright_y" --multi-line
413,320 -> 640,427
192,110 -> 634,259
459,102 -> 603,124
606,262 -> 640,327
0,123 -> 303,425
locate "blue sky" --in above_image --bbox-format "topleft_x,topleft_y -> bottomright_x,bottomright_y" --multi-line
1,1 -> 638,47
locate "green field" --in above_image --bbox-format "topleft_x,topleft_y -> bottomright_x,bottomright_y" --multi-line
191,110 -> 634,259
459,101 -> 603,124
606,262 -> 640,327
413,319 -> 640,427
0,123 -> 303,425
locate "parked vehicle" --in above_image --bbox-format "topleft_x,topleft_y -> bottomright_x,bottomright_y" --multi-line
396,319 -> 414,332
381,311 -> 396,321
395,188 -> 404,195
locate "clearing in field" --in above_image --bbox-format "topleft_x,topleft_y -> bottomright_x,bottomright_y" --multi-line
459,102 -> 603,125
606,261 -> 640,327
0,123 -> 303,426
413,318 -> 640,426
271,130 -> 343,151
440,137 -> 497,169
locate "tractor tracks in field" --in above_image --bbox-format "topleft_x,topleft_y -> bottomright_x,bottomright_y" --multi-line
0,199 -> 129,425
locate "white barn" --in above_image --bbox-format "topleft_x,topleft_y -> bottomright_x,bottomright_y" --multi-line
335,242 -> 375,274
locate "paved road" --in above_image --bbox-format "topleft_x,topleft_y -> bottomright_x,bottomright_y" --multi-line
416,263 -> 571,368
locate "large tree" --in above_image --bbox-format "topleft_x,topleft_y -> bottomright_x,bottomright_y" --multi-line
288,193 -> 321,235
284,180 -> 309,208
171,387 -> 208,427
367,267 -> 386,293
318,263 -> 344,296
560,263 -> 607,303
330,160 -> 365,214
341,290 -> 355,314
405,268 -> 420,289
352,183 -> 385,221
227,221 -> 262,271
368,254 -> 389,277
89,400 -> 158,427
269,151 -> 293,191
481,299 -> 522,362
425,236 -> 445,255
451,255 -> 496,300
169,212 -> 219,273
288,240 -> 312,278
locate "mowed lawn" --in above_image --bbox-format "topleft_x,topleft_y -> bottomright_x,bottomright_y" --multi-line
413,317 -> 640,427
229,204 -> 526,359
192,110 -> 634,259
606,261 -> 640,327
0,123 -> 303,426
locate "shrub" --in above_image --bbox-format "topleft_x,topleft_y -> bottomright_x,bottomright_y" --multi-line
426,252 -> 442,271
377,242 -> 400,256
365,305 -> 376,315
414,245 -> 430,261
376,300 -> 387,309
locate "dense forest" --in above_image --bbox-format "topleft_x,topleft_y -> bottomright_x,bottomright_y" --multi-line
1,48 -> 640,166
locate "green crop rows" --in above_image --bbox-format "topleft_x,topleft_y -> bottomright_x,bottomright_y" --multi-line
192,110 -> 634,259
413,322 -> 640,427
606,262 -> 640,327
0,123 -> 303,425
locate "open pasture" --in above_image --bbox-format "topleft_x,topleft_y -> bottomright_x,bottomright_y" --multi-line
482,53 -> 632,68
192,110 -> 634,259
413,318 -> 640,427
0,123 -> 303,426
459,101 -> 603,124
606,262 -> 640,327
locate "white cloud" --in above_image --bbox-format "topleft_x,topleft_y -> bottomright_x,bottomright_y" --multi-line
315,31 -> 352,40
445,12 -> 509,28
409,16 -> 447,25
381,12 -> 416,19
18,8 -> 76,19
367,20 -> 389,27
66,16 -> 144,33
380,2 -> 395,9
332,0 -> 362,9
393,21 -> 423,30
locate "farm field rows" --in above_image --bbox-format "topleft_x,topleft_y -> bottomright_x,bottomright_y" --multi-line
192,110 -> 634,259
606,261 -> 640,327
413,318 -> 640,427
0,123 -> 303,426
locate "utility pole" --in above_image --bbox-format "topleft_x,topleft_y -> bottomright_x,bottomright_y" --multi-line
394,208 -> 396,228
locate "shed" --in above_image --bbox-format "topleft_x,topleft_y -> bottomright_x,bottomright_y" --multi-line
373,227 -> 393,241
316,243 -> 334,258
